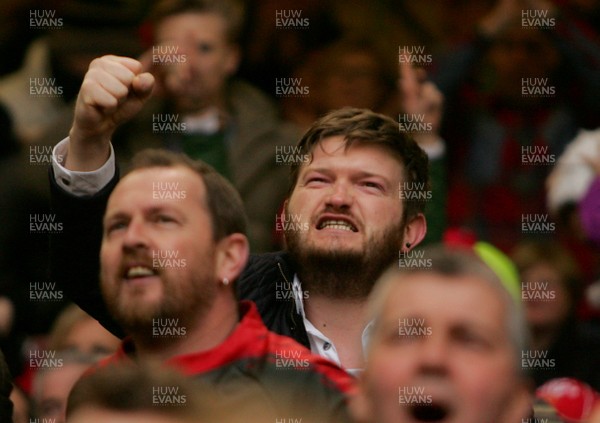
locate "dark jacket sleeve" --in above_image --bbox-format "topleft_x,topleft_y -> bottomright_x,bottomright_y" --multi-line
49,166 -> 124,338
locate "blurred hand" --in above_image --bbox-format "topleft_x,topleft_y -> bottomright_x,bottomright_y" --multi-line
398,58 -> 444,145
478,0 -> 557,37
478,0 -> 522,37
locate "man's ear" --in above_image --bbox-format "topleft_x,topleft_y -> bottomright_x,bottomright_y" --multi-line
215,233 -> 249,285
224,44 -> 241,77
281,199 -> 289,215
401,213 -> 427,253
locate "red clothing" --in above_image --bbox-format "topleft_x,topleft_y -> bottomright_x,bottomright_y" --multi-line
97,301 -> 355,422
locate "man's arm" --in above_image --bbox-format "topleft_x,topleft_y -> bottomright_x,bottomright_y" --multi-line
49,163 -> 123,336
49,55 -> 154,337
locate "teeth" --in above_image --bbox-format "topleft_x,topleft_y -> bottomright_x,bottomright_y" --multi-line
319,220 -> 356,232
126,266 -> 155,278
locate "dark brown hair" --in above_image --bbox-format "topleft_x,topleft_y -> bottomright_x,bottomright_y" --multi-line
288,107 -> 430,222
150,0 -> 245,43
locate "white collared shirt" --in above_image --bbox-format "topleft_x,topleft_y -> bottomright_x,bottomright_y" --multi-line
292,275 -> 372,376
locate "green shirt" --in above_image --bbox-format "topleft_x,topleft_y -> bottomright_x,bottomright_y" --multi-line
181,131 -> 230,179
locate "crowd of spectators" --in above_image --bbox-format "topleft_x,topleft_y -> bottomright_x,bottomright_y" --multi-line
0,0 -> 599,421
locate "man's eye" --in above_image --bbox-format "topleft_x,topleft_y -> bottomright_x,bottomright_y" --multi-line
157,215 -> 175,223
305,177 -> 328,186
106,221 -> 126,233
197,42 -> 214,53
363,181 -> 383,189
381,326 -> 416,345
455,330 -> 490,350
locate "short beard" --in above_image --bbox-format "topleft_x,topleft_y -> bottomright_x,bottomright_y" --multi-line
285,222 -> 405,300
101,269 -> 216,348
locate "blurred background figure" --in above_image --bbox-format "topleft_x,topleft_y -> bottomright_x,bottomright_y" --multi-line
512,239 -> 600,390
432,0 -> 600,252
281,38 -> 397,131
547,127 -> 600,324
12,304 -> 119,421
0,0 -> 45,78
47,304 -> 120,357
32,352 -> 99,423
0,0 -> 145,146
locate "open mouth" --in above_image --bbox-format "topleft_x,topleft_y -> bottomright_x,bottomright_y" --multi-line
123,265 -> 158,280
409,402 -> 450,422
316,217 -> 358,232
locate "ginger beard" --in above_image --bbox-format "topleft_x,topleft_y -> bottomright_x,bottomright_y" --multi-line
99,166 -> 222,346
284,203 -> 406,299
100,247 -> 217,344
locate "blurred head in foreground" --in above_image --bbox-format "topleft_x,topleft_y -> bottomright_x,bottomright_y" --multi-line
67,361 -> 227,423
352,246 -> 531,423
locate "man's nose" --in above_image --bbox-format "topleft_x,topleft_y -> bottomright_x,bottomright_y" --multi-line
122,217 -> 149,251
416,333 -> 449,374
325,181 -> 354,209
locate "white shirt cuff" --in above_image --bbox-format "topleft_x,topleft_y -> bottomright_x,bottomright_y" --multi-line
51,138 -> 116,196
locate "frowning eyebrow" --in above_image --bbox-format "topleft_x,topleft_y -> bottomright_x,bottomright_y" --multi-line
303,167 -> 393,187
304,167 -> 391,180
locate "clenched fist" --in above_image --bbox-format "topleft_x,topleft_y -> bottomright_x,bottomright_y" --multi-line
66,55 -> 154,171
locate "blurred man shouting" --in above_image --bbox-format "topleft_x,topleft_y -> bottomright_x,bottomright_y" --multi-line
351,246 -> 531,423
